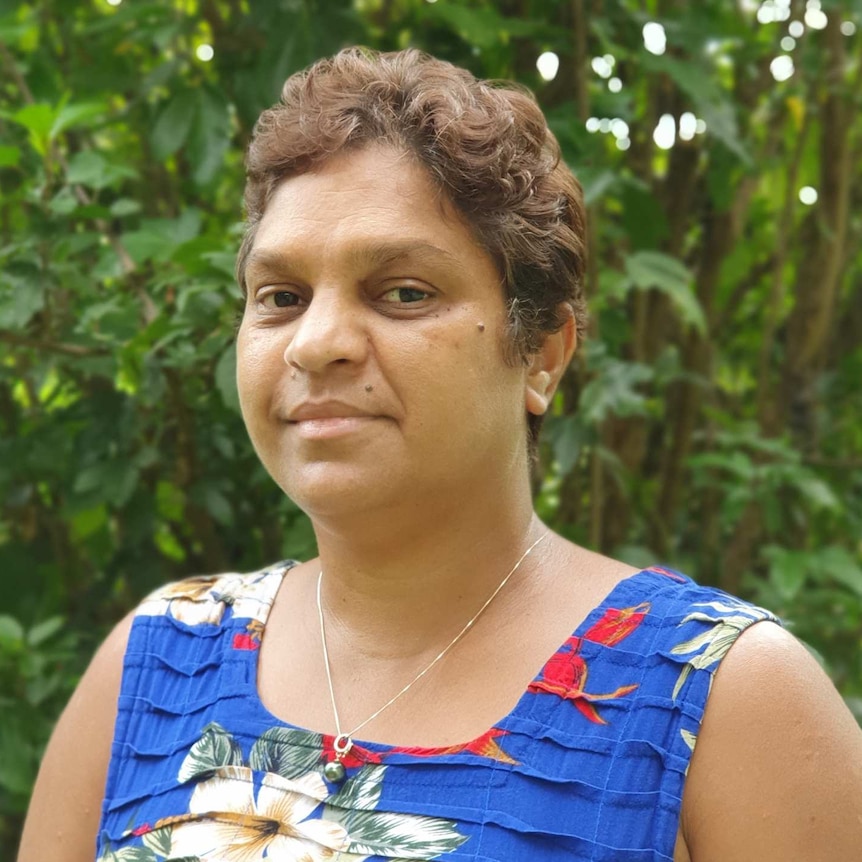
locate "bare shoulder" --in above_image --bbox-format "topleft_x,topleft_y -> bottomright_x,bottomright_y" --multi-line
17,611 -> 136,862
548,538 -> 642,607
680,621 -> 862,862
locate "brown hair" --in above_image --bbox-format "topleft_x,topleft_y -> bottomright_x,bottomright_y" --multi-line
237,47 -> 587,449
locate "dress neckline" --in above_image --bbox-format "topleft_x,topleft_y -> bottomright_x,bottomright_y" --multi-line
243,561 -> 670,756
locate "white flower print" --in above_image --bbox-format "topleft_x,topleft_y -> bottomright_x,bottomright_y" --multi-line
166,765 -> 351,861
136,566 -> 285,627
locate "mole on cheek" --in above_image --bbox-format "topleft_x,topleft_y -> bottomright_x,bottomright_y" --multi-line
477,322 -> 485,333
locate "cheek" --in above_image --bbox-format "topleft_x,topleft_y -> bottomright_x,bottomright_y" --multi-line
408,331 -> 519,416
236,328 -> 280,413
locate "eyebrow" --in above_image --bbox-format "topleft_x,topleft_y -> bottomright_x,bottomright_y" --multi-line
245,239 -> 461,276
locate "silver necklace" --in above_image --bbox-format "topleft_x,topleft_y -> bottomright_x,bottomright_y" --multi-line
316,529 -> 550,782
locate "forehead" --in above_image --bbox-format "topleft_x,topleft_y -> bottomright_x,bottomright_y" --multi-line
246,146 -> 499,281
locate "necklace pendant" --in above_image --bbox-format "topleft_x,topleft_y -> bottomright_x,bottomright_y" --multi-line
333,733 -> 353,758
323,758 -> 347,783
323,733 -> 353,783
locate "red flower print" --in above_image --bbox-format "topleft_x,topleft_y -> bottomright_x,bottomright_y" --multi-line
391,727 -> 518,765
232,632 -> 259,651
649,566 -> 686,582
321,735 -> 383,769
528,634 -> 639,725
232,620 -> 265,651
460,729 -> 518,764
584,603 -> 650,646
131,823 -> 152,836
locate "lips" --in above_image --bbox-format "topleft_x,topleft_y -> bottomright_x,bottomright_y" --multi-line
287,400 -> 378,423
285,400 -> 385,440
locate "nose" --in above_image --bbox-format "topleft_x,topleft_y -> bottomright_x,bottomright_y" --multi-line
282,288 -> 369,374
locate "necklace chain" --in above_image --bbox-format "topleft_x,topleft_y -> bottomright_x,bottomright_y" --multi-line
316,529 -> 550,761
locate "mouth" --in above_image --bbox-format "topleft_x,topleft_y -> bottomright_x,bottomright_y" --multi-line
284,399 -> 387,440
288,415 -> 381,440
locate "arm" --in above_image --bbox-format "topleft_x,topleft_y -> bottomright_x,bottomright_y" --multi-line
680,621 -> 862,861
16,613 -> 134,862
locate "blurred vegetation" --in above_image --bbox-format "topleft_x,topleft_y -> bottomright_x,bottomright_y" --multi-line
2,0 -> 861,852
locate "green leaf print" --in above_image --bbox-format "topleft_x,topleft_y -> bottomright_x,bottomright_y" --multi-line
248,726 -> 324,779
325,806 -> 469,859
681,728 -> 697,753
142,827 -> 171,856
670,601 -> 774,699
327,764 -> 385,812
177,722 -> 243,783
681,728 -> 698,775
98,846 -> 158,862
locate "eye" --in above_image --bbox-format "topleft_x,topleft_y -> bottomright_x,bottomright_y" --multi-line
380,286 -> 431,304
259,290 -> 302,309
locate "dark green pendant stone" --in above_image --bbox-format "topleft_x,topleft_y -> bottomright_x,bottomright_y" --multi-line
323,759 -> 347,783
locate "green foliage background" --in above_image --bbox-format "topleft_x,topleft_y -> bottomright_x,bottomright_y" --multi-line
1,0 -> 861,852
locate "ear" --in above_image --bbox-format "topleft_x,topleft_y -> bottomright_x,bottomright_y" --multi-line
524,307 -> 578,416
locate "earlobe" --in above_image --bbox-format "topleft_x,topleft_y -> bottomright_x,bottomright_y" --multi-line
524,309 -> 578,416
525,371 -> 552,416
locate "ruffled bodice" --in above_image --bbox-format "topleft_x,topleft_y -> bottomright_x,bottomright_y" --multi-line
96,563 -> 776,862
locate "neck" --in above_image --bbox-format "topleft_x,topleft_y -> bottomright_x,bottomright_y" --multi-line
309,479 -> 542,661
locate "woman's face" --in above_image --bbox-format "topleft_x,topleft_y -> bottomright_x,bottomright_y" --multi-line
236,146 -> 543,520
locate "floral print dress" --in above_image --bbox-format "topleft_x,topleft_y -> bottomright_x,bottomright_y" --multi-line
96,563 -> 776,862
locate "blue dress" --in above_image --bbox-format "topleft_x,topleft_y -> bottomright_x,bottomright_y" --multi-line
96,562 -> 776,862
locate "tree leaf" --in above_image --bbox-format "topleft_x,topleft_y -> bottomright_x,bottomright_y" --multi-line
0,274 -> 44,327
0,146 -> 20,167
73,461 -> 139,508
150,90 -> 197,160
191,482 -> 233,526
0,615 -> 25,646
579,360 -> 653,424
27,616 -> 64,647
188,88 -> 230,186
0,726 -> 36,796
688,451 -> 753,481
123,210 -> 202,264
215,343 -> 240,412
794,474 -> 839,510
817,546 -> 862,598
643,54 -> 751,164
11,103 -> 55,155
765,547 -> 809,602
50,100 -> 107,139
624,251 -> 706,333
49,187 -> 79,215
424,3 -> 545,48
26,673 -> 62,707
578,168 -> 617,205
110,198 -> 142,217
66,151 -> 137,189
549,413 -> 588,476
620,182 -> 670,249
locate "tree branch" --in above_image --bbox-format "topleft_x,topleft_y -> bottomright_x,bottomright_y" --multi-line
0,330 -> 109,357
0,40 -> 34,104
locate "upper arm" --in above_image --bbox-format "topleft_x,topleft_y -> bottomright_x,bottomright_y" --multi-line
17,612 -> 135,862
680,621 -> 862,862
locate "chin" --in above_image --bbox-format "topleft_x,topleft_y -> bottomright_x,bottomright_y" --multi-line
275,462 -> 400,520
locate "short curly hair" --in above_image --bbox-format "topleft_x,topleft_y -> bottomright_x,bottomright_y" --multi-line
237,47 -> 587,450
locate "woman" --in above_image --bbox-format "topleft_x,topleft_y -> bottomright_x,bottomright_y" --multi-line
19,48 -> 862,862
